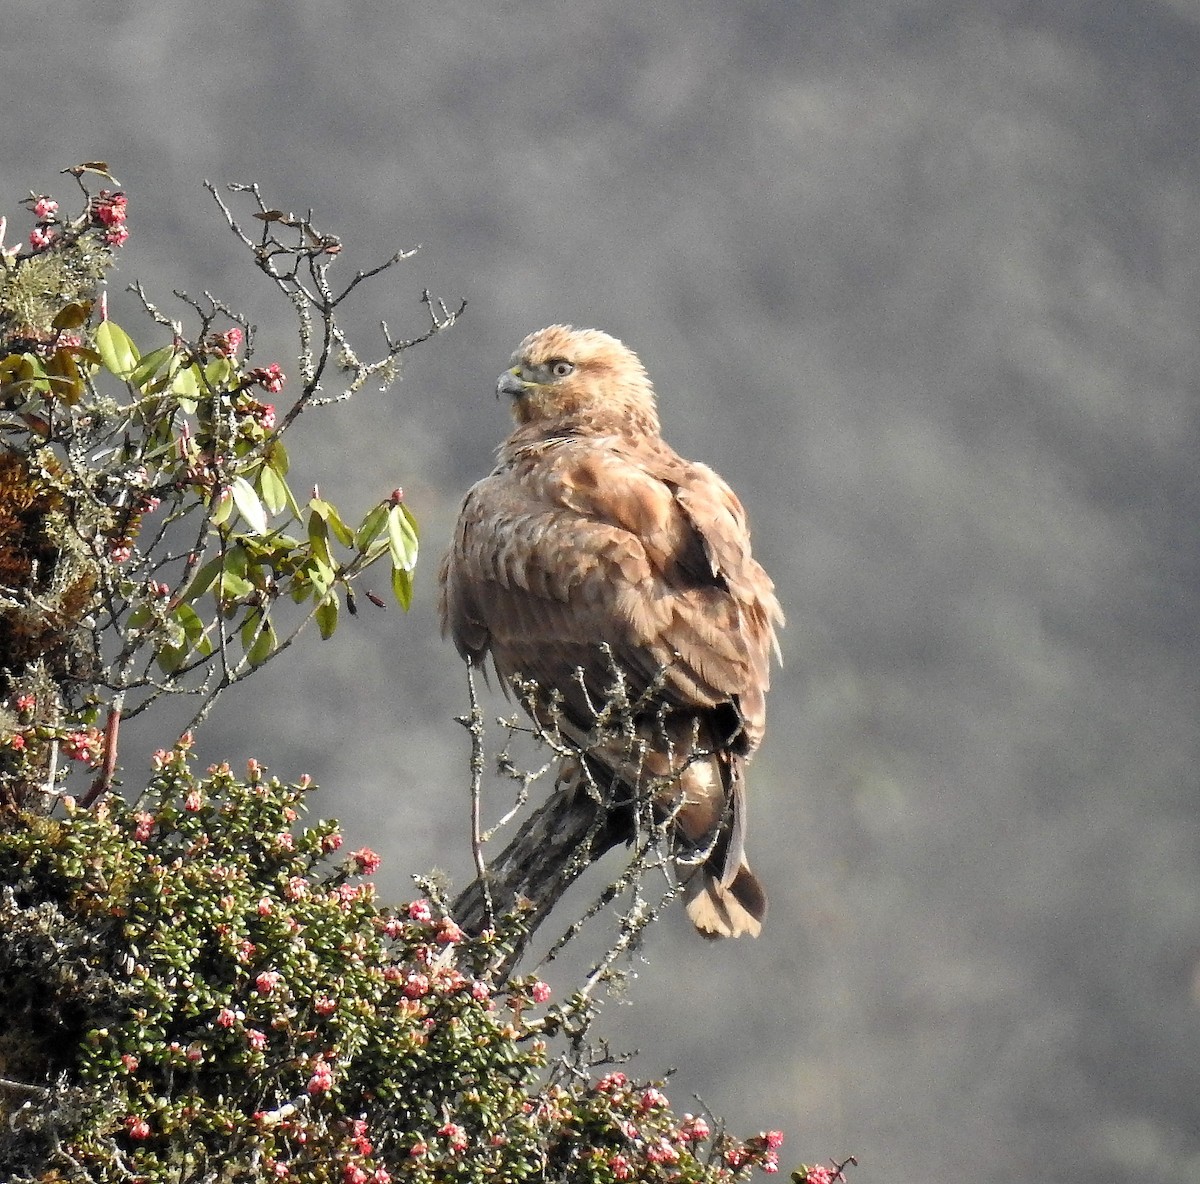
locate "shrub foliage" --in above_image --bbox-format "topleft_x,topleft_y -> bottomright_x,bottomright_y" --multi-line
0,170 -> 831,1183
0,751 -> 784,1180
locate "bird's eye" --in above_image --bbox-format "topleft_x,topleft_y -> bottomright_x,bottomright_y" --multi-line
549,359 -> 574,378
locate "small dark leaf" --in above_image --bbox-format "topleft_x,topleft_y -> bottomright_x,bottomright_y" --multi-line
52,301 -> 93,330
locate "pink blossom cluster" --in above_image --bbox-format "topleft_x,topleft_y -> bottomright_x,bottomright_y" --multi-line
17,192 -> 60,250
337,1119 -> 392,1183
209,326 -> 244,358
307,1053 -> 334,1095
92,188 -> 129,247
249,363 -> 286,395
236,395 -> 277,433
594,1071 -> 628,1094
340,1165 -> 390,1184
350,846 -> 382,874
63,727 -> 104,763
329,881 -> 375,911
437,1121 -> 469,1152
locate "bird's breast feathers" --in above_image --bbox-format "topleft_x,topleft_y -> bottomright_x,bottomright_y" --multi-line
441,433 -> 780,715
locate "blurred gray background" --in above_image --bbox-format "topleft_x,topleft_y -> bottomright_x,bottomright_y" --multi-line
5,2 -> 1200,1181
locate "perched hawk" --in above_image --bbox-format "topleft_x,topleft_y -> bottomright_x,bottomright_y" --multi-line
439,326 -> 783,938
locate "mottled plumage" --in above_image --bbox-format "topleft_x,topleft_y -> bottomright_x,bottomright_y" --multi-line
439,326 -> 783,938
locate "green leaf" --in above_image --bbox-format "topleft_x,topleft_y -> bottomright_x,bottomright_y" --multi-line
183,557 -> 223,602
354,502 -> 390,552
399,501 -> 420,540
126,604 -> 153,631
387,504 -> 419,571
171,362 -> 201,411
174,602 -> 207,644
307,511 -> 334,570
240,610 -> 276,666
95,320 -> 140,377
159,602 -> 213,659
307,556 -> 334,600
391,564 -> 414,610
230,476 -> 268,535
258,464 -> 291,517
128,345 -> 176,391
210,488 -> 233,527
203,356 -> 234,391
224,542 -> 249,578
156,643 -> 187,674
266,440 -> 290,477
217,568 -> 254,603
44,349 -> 84,403
309,497 -> 355,547
3,352 -> 51,395
247,617 -> 276,666
315,594 -> 339,640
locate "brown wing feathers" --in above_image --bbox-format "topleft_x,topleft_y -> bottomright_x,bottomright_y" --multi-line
439,326 -> 782,938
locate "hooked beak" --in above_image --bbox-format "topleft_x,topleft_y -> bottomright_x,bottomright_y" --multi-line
496,369 -> 529,400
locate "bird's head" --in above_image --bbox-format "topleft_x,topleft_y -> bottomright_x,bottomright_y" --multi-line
497,325 -> 661,438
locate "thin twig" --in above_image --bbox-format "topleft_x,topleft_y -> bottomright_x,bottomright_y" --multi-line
462,665 -> 494,929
